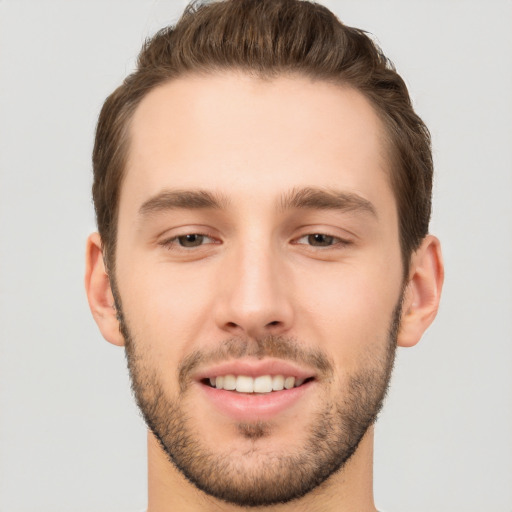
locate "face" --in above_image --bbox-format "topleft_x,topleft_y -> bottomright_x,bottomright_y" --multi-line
114,73 -> 405,506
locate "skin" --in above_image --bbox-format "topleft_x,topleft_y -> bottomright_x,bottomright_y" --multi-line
85,72 -> 444,511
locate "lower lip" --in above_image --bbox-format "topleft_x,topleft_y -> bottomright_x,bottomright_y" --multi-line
199,381 -> 314,422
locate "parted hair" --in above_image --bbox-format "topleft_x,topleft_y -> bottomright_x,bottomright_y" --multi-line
93,0 -> 432,274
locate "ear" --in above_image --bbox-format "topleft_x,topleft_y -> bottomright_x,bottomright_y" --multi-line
84,232 -> 125,347
398,235 -> 444,348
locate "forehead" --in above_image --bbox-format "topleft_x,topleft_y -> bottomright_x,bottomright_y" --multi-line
122,72 -> 394,217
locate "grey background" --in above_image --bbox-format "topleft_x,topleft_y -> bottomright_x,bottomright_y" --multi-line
1,1 -> 511,511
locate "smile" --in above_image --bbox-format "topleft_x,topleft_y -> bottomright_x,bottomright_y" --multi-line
195,361 -> 317,421
206,374 -> 312,393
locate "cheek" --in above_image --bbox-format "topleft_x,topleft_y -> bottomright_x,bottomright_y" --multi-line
116,260 -> 218,379
294,261 -> 401,373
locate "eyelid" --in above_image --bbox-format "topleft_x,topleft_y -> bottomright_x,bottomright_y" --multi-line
158,230 -> 220,250
293,233 -> 351,247
292,224 -> 355,242
155,225 -> 354,251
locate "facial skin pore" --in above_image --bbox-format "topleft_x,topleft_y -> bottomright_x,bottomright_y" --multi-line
86,73 -> 444,512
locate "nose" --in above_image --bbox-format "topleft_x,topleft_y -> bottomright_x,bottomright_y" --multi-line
213,240 -> 294,339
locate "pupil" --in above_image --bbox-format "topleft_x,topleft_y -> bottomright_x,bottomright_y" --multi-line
179,234 -> 204,247
309,234 -> 333,246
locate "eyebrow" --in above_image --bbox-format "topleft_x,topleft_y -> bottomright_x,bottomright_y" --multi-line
139,189 -> 229,216
138,186 -> 377,219
279,187 -> 377,217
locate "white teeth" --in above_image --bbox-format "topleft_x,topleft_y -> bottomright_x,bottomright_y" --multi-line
284,376 -> 296,389
211,374 -> 307,393
236,375 -> 254,393
223,374 -> 236,390
253,375 -> 273,393
272,375 -> 284,391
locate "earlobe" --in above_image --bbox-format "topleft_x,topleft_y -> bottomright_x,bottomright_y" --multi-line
397,235 -> 444,348
84,233 -> 125,347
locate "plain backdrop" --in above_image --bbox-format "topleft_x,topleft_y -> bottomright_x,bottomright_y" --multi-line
0,1 -> 511,511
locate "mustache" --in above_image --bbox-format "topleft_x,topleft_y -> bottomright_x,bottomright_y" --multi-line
178,335 -> 334,393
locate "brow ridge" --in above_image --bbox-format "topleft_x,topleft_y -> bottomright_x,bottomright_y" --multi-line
139,189 -> 228,216
138,186 -> 376,218
279,187 -> 377,217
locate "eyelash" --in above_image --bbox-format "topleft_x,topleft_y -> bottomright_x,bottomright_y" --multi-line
159,232 -> 351,251
293,233 -> 350,248
159,233 -> 217,251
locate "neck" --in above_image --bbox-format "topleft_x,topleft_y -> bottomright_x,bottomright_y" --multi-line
147,427 -> 377,512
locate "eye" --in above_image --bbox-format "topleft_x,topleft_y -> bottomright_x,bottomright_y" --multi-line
160,233 -> 217,250
295,233 -> 341,247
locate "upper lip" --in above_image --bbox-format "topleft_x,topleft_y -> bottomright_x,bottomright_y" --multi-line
193,358 -> 317,381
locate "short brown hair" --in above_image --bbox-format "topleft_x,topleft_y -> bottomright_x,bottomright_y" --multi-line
93,0 -> 432,275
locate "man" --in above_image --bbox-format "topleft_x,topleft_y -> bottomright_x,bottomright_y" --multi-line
85,0 -> 443,510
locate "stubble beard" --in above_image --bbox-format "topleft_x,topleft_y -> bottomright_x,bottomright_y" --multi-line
116,295 -> 401,507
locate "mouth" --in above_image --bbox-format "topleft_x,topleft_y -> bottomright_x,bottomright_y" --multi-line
194,360 -> 317,421
202,374 -> 314,394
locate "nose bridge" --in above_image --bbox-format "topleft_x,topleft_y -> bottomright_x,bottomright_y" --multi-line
238,238 -> 275,303
215,232 -> 293,336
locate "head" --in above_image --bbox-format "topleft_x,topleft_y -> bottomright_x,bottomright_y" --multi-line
86,0 -> 443,508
